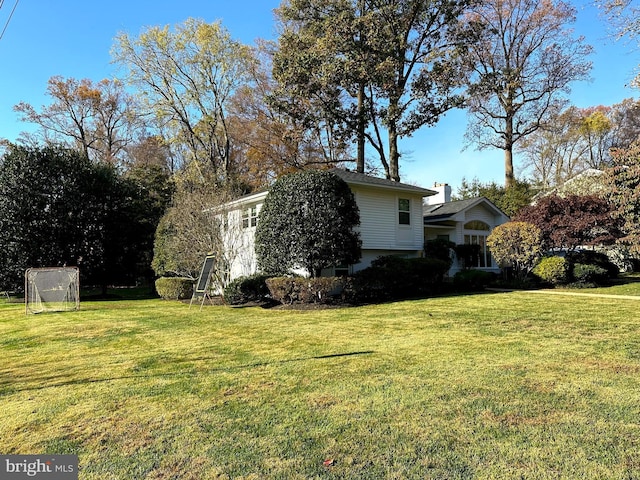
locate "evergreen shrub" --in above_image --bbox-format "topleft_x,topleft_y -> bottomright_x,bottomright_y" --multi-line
265,277 -> 348,305
572,263 -> 608,285
351,256 -> 450,302
453,269 -> 496,290
155,277 -> 194,300
532,256 -> 569,285
223,274 -> 272,305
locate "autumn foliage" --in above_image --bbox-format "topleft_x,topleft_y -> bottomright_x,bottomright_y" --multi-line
515,194 -> 620,251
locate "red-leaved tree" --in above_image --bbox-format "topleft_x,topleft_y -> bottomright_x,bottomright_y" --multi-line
515,194 -> 621,251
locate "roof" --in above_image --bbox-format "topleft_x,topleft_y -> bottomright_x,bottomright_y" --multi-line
229,169 -> 436,206
424,196 -> 509,222
330,168 -> 436,196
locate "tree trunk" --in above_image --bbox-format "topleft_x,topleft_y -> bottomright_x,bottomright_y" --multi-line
504,146 -> 515,189
388,128 -> 400,182
504,114 -> 515,189
356,82 -> 365,174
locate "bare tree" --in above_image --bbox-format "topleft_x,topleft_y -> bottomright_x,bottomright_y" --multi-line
463,0 -> 592,188
14,76 -> 140,165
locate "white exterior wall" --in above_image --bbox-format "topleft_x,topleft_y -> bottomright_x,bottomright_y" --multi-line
353,186 -> 425,252
224,183 -> 426,282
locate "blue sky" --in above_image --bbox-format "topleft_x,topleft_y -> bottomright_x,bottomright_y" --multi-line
0,0 -> 637,192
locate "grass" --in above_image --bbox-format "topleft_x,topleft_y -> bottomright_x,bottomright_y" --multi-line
1,289 -> 640,479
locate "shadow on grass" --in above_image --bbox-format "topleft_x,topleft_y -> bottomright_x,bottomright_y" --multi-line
0,351 -> 375,394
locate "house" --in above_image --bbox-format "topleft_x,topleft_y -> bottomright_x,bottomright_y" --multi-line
222,168 -> 436,281
423,184 -> 510,275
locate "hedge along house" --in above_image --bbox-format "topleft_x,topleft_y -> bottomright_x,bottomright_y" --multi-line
423,184 -> 510,276
222,168 -> 436,282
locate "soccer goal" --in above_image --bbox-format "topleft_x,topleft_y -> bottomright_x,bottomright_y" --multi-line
25,267 -> 80,314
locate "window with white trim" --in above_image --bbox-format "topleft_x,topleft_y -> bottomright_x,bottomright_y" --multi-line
398,198 -> 411,225
242,205 -> 258,229
463,220 -> 492,268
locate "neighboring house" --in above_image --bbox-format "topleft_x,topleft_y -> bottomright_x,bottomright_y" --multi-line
423,184 -> 510,275
532,168 -> 606,202
222,168 -> 436,282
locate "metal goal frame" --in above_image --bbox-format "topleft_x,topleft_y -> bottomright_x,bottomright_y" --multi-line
25,267 -> 80,314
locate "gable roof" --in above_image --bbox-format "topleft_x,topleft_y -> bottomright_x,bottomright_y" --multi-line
423,196 -> 509,222
330,168 -> 436,196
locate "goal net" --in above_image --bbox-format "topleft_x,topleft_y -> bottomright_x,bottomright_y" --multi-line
25,267 -> 80,314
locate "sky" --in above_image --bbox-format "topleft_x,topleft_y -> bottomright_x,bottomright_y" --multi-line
0,0 -> 638,193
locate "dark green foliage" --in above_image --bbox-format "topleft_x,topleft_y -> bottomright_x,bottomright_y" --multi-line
223,274 -> 272,305
454,244 -> 481,270
453,269 -> 496,290
532,256 -> 570,285
455,177 -> 535,217
565,250 -> 619,279
572,264 -> 609,286
0,144 -> 170,292
265,276 -> 348,305
424,238 -> 455,268
155,277 -> 194,300
350,256 -> 450,302
255,170 -> 361,277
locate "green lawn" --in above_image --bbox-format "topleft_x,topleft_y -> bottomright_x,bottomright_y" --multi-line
1,289 -> 640,479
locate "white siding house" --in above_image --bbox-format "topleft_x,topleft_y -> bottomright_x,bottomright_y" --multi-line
423,184 -> 510,275
223,169 -> 435,281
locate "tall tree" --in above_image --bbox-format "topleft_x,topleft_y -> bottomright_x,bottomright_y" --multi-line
228,44 -> 350,190
463,0 -> 592,188
112,18 -> 255,182
14,76 -> 140,165
0,144 -> 160,292
273,0 -> 471,182
520,105 -> 614,188
605,142 -> 640,254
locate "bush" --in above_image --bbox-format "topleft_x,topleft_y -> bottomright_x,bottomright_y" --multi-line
350,256 -> 450,302
533,256 -> 570,285
424,238 -> 455,268
223,274 -> 272,305
566,250 -> 619,279
572,263 -> 609,285
454,244 -> 481,270
155,277 -> 194,300
265,277 -> 348,305
453,269 -> 496,291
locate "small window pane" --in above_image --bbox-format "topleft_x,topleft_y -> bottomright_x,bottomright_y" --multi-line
398,198 -> 410,225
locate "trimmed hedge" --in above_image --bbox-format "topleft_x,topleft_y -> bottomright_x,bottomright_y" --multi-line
265,277 -> 347,305
533,256 -> 569,285
350,256 -> 450,302
453,269 -> 496,290
155,277 -> 193,300
223,274 -> 272,305
572,263 -> 609,285
566,250 -> 619,279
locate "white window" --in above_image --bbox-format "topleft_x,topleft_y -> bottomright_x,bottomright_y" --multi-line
242,206 -> 258,229
398,198 -> 411,225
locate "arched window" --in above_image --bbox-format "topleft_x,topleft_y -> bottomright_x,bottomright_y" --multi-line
463,220 -> 492,268
464,220 -> 490,231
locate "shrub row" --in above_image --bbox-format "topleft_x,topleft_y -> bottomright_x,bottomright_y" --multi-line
155,277 -> 193,300
349,256 -> 451,302
265,277 -> 348,305
223,274 -> 272,305
532,250 -> 617,286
